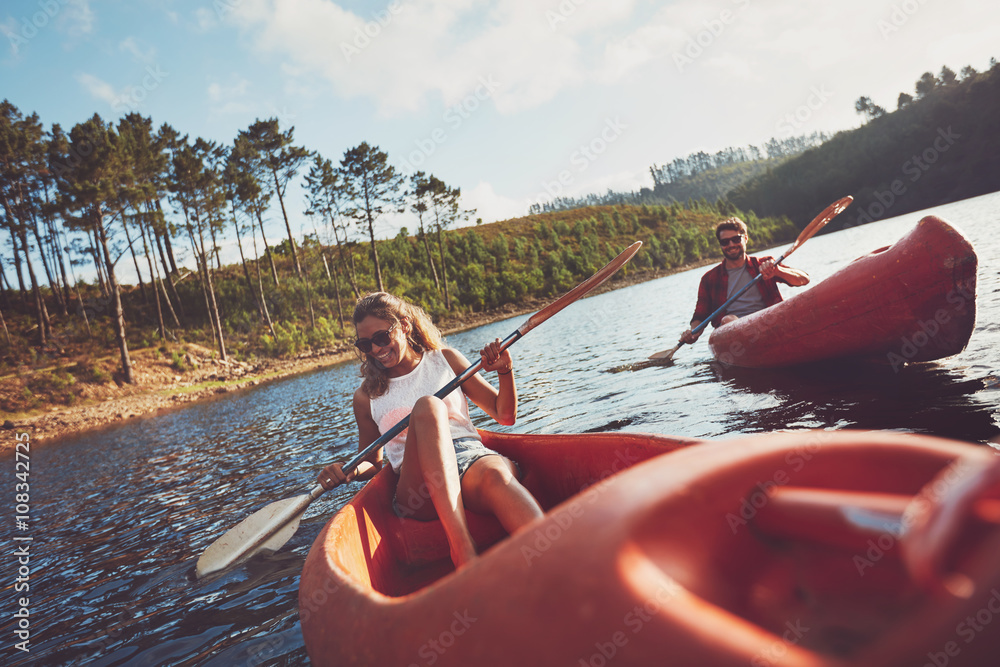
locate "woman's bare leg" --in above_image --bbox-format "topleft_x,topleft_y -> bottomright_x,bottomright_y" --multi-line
395,396 -> 477,568
461,456 -> 543,535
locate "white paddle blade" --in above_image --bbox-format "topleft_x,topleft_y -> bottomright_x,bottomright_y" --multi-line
196,494 -> 310,578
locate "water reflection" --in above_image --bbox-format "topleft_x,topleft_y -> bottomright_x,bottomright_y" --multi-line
712,358 -> 998,442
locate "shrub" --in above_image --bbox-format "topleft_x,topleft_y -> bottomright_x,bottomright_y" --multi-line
171,351 -> 188,373
262,321 -> 307,357
70,359 -> 110,384
307,317 -> 339,349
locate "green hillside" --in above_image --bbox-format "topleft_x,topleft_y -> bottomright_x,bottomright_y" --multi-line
728,61 -> 1000,228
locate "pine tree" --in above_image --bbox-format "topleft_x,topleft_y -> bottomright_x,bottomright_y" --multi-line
339,142 -> 404,293
56,114 -> 134,382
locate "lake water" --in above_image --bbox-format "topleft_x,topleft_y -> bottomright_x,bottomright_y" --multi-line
3,192 -> 999,666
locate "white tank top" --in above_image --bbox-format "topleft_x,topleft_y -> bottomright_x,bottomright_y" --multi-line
369,349 -> 480,472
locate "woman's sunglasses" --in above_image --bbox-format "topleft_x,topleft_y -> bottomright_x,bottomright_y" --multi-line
355,322 -> 398,354
718,234 -> 744,246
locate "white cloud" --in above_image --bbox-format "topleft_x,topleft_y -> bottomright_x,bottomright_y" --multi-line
59,0 -> 95,37
223,0 -> 649,116
207,75 -> 254,115
119,36 -> 155,62
208,75 -> 250,103
76,72 -> 118,106
579,168 -> 651,196
703,52 -> 756,81
462,181 -> 524,223
0,17 -> 20,57
194,7 -> 218,31
595,24 -> 687,83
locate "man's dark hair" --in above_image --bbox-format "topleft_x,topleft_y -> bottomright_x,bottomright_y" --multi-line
715,217 -> 748,240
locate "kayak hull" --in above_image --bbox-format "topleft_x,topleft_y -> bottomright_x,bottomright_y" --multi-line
301,429 -> 1000,667
708,215 -> 977,368
298,429 -> 702,666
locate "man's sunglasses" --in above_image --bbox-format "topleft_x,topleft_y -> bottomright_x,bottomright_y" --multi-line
355,322 -> 398,353
719,235 -> 744,246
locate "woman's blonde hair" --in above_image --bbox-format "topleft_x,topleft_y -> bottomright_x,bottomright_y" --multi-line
354,292 -> 443,397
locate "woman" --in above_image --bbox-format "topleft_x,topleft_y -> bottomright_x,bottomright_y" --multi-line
318,292 -> 543,569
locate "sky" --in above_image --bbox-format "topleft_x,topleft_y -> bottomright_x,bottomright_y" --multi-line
2,0 -> 999,281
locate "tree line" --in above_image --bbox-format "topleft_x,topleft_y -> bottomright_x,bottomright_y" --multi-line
0,99 -> 800,390
730,58 -> 1000,228
648,133 -> 831,187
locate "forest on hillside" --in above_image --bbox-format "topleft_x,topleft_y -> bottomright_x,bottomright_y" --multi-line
0,95 -> 798,406
728,59 -> 1000,227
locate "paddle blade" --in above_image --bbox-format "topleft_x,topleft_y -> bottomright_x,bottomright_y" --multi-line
785,195 -> 853,258
608,358 -> 674,373
519,241 -> 641,335
196,494 -> 311,578
648,343 -> 681,361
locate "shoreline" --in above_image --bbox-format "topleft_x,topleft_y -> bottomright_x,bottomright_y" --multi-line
0,262 -> 704,451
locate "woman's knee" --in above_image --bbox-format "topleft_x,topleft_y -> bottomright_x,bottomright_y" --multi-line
467,457 -> 515,494
411,395 -> 448,427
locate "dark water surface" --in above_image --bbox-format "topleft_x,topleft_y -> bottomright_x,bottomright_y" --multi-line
3,193 -> 999,665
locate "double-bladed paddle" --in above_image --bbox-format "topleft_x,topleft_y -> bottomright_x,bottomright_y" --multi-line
195,241 -> 642,578
647,196 -> 853,362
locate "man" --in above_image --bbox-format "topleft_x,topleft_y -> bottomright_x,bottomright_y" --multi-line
679,217 -> 809,344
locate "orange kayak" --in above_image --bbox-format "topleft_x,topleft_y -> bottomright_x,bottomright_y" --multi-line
708,215 -> 977,368
300,429 -> 1000,666
298,429 -> 701,665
